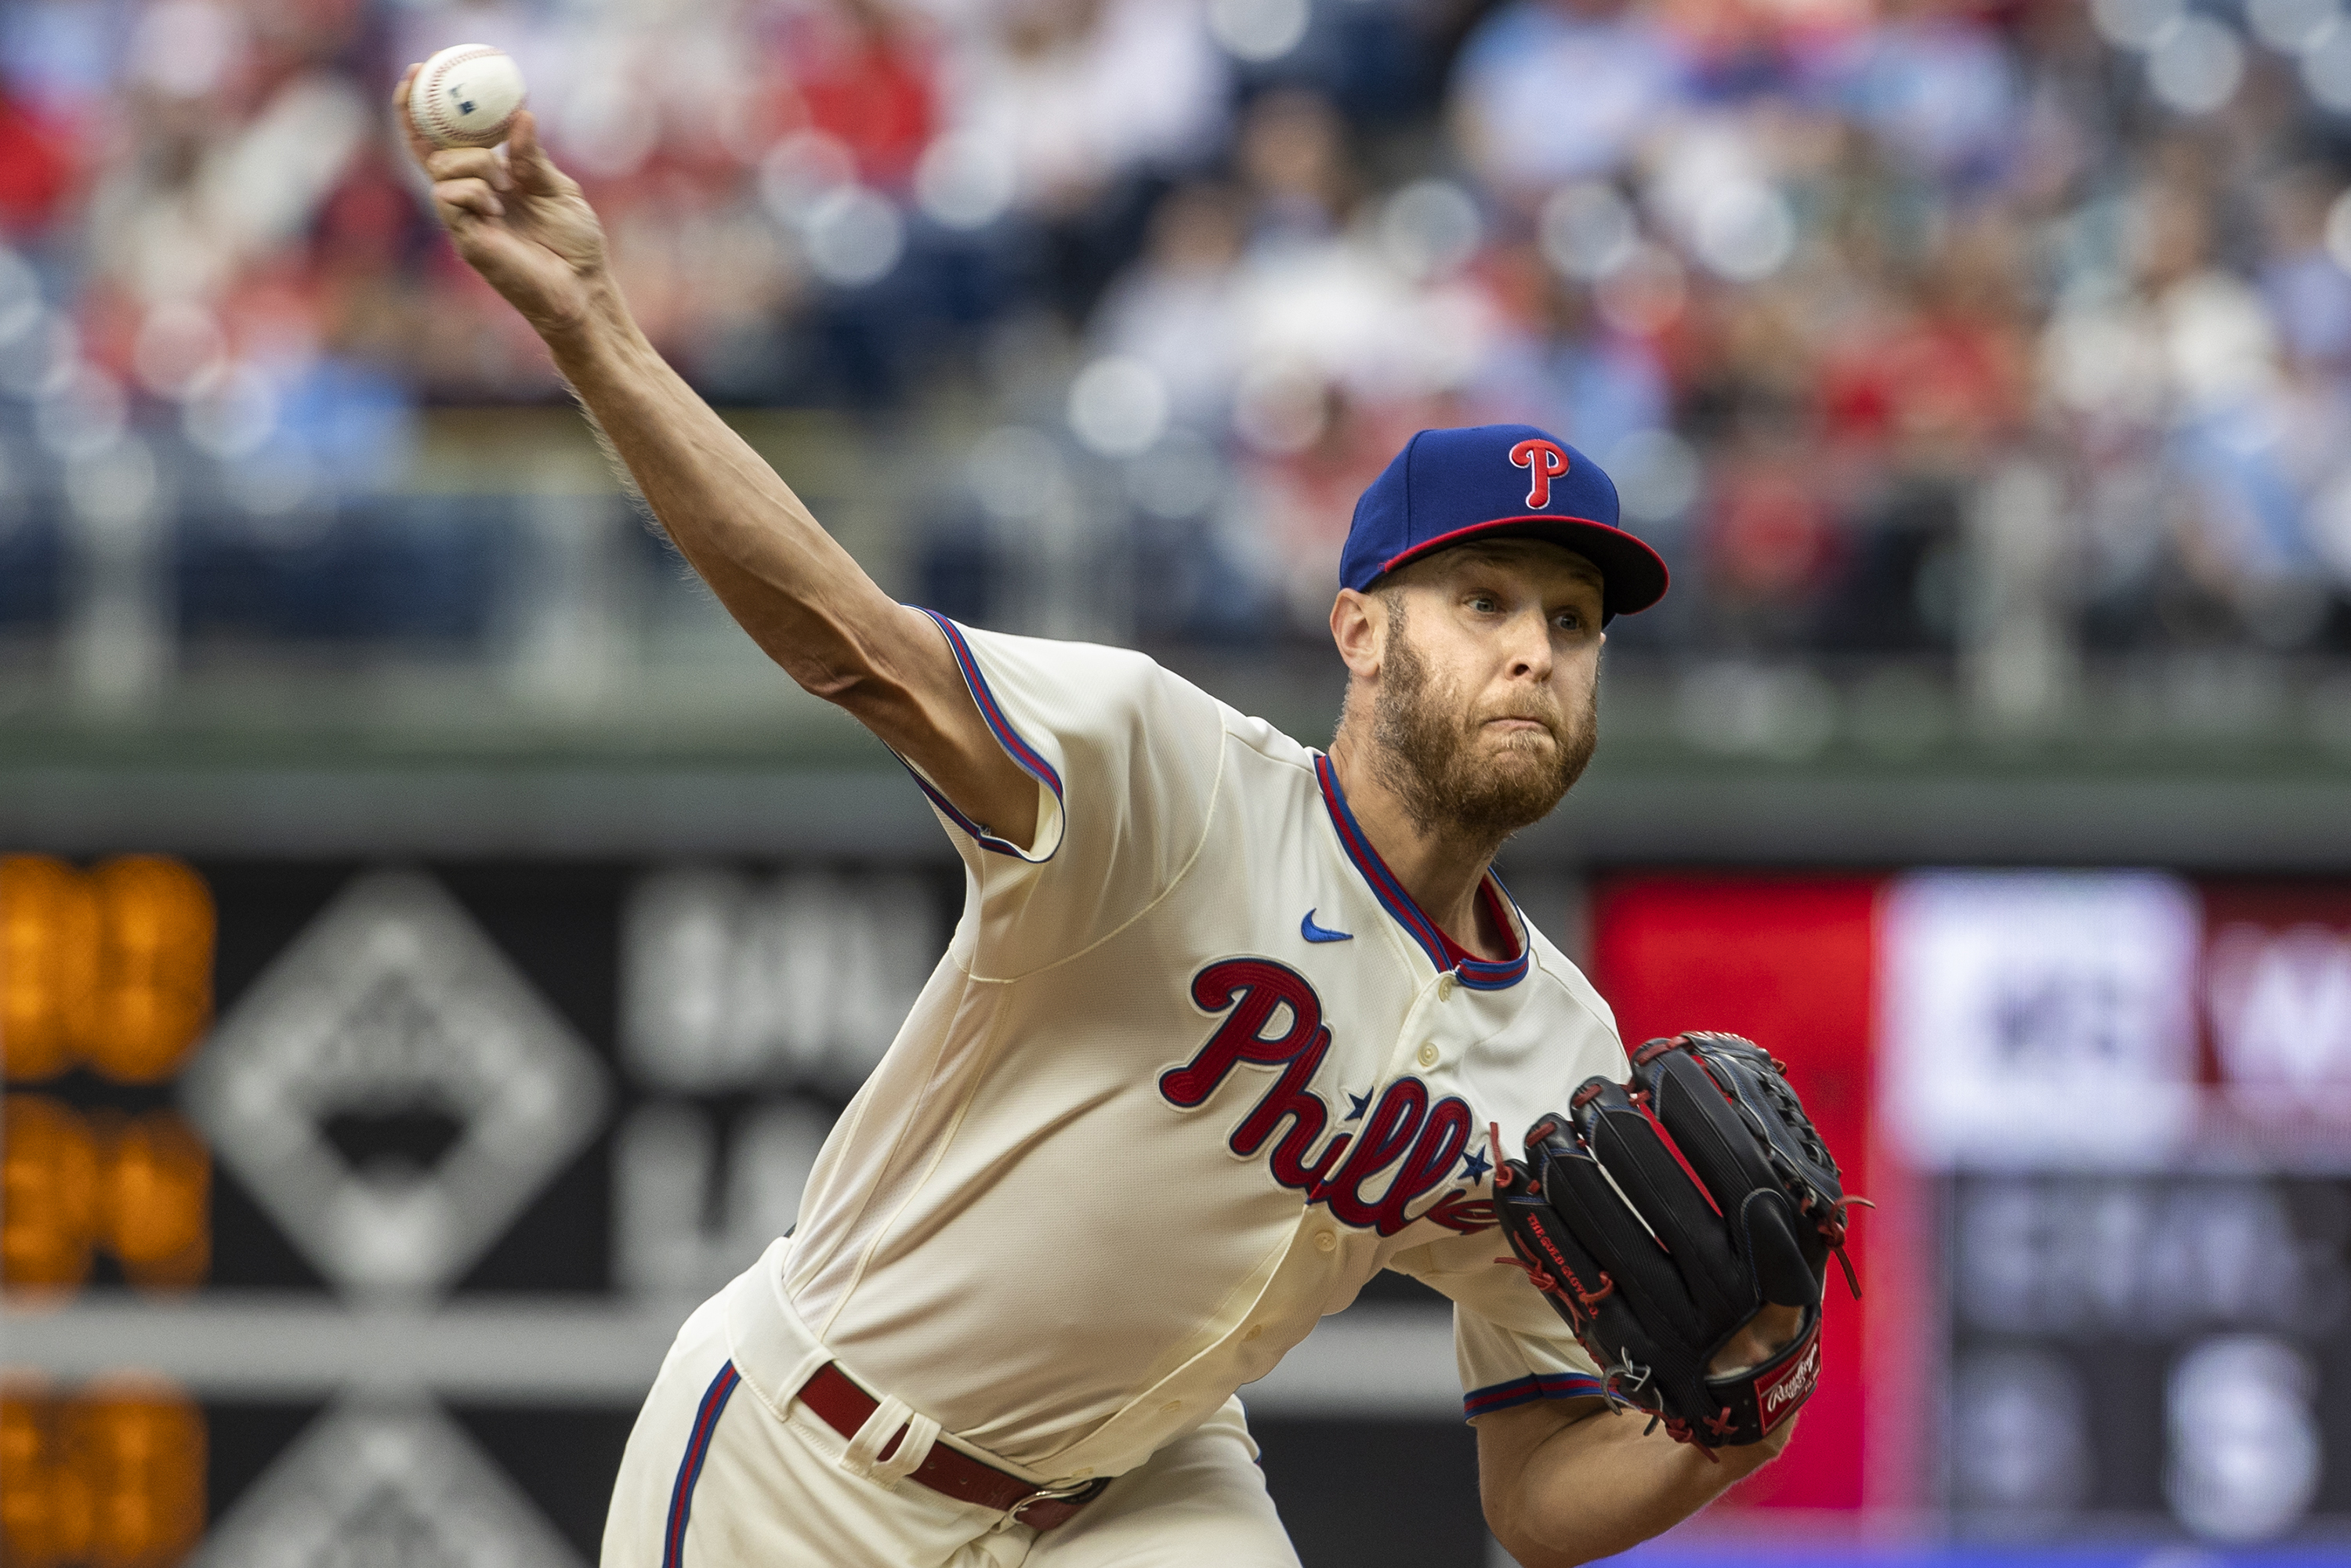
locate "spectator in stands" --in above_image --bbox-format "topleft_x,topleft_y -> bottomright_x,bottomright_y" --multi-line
1234,86 -> 1360,248
1451,0 -> 1689,208
1220,88 -> 1445,408
2259,165 -> 2351,378
945,0 -> 1224,216
1209,87 -> 1481,629
1465,242 -> 1669,465
1811,0 -> 2017,188
1237,378 -> 1438,632
1092,181 -> 1247,429
939,0 -> 1226,316
2042,176 -> 2295,644
773,0 -> 940,191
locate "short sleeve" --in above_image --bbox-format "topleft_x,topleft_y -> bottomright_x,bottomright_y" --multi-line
905,612 -> 1229,974
1392,1233 -> 1605,1423
1452,1302 -> 1605,1422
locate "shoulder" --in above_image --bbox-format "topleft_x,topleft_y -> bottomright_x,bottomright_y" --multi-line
943,621 -> 1221,734
959,620 -> 1320,776
1216,696 -> 1315,773
940,619 -> 1332,803
944,621 -> 1165,690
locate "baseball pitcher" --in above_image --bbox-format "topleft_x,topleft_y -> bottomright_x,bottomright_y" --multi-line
399,74 -> 1858,1568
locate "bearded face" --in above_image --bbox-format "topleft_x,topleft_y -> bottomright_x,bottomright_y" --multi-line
1367,597 -> 1598,843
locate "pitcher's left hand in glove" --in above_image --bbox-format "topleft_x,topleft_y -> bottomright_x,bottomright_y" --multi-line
1494,1032 -> 1867,1457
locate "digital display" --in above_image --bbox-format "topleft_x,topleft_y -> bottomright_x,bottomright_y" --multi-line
1944,1169 -> 2351,1531
1,857 -> 983,1565
1598,868 -> 2351,1552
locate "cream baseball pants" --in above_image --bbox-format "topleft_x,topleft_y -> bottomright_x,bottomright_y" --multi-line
600,1240 -> 1301,1567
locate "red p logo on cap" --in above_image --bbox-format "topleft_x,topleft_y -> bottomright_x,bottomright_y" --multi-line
1510,438 -> 1569,509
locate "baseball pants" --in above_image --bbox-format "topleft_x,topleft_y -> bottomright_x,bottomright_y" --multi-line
601,1241 -> 1300,1567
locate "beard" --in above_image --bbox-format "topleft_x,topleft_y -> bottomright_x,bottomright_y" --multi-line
1367,607 -> 1597,846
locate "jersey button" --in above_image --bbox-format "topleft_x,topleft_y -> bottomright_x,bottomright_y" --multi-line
1437,972 -> 1458,1001
1160,1400 -> 1183,1415
1417,1041 -> 1440,1069
1314,1229 -> 1337,1253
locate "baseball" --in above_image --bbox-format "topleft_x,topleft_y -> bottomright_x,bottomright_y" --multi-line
409,45 -> 527,150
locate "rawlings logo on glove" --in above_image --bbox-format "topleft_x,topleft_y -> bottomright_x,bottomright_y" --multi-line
1493,1032 -> 1868,1456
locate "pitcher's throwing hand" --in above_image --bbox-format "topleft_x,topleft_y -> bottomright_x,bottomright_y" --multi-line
394,64 -> 605,339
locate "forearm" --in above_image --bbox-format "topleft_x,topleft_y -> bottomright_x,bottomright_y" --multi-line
400,85 -> 1038,836
1484,1407 -> 1788,1568
544,284 -> 915,711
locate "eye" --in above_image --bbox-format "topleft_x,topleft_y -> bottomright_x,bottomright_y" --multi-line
1466,593 -> 1498,614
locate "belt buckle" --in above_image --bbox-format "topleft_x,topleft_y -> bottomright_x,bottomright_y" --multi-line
1005,1476 -> 1107,1529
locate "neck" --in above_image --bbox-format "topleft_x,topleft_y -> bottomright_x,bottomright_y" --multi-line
1326,725 -> 1509,960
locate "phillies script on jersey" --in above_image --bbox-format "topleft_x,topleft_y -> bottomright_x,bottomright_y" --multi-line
1161,958 -> 1493,1239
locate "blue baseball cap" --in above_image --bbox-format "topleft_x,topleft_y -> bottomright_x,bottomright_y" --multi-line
1339,423 -> 1669,621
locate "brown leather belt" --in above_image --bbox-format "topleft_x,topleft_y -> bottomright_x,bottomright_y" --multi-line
794,1362 -> 1109,1531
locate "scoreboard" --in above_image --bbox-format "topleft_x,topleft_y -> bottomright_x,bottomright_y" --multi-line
1890,873 -> 2351,1541
1943,1168 -> 2351,1534
2,856 -> 966,1566
1596,869 -> 2351,1553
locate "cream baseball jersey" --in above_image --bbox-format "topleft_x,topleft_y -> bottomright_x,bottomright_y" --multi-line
778,613 -> 1628,1486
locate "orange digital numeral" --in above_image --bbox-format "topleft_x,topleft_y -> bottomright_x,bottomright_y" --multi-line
2,1097 -> 211,1298
89,859 -> 216,1085
1,1095 -> 100,1292
0,856 -> 215,1086
0,856 -> 98,1082
99,1112 -> 212,1291
0,1378 -> 205,1568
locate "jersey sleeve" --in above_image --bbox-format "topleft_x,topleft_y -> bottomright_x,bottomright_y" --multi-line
904,612 -> 1228,973
1392,1232 -> 1607,1422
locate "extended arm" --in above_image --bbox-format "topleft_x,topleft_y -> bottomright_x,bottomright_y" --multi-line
1476,1397 -> 1793,1568
394,69 -> 1035,846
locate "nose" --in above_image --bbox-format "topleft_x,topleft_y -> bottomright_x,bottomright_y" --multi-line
1505,607 -> 1554,681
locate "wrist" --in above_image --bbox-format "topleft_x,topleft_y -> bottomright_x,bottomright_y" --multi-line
1721,1410 -> 1798,1476
543,277 -> 643,381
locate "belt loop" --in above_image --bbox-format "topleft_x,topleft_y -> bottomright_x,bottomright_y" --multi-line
839,1395 -> 939,1492
876,1410 -> 941,1489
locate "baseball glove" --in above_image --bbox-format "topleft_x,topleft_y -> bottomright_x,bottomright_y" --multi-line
1492,1031 -> 1865,1454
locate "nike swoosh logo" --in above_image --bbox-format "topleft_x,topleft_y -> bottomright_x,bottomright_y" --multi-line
1301,910 -> 1353,943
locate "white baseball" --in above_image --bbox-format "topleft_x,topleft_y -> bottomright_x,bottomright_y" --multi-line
410,45 -> 528,150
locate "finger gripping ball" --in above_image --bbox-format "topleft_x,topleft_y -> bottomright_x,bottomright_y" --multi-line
411,45 -> 527,149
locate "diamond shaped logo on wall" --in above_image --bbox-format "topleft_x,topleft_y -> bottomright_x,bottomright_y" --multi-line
194,1401 -> 581,1568
184,871 -> 607,1297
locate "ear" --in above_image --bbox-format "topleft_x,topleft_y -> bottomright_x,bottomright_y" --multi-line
1330,588 -> 1385,681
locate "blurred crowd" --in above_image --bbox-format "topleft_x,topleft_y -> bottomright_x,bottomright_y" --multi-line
10,0 -> 2351,673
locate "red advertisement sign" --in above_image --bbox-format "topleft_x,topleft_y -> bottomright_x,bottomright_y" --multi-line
1590,875 -> 1883,1512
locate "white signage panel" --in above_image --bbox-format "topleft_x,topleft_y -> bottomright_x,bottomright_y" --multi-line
1882,871 -> 2201,1168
